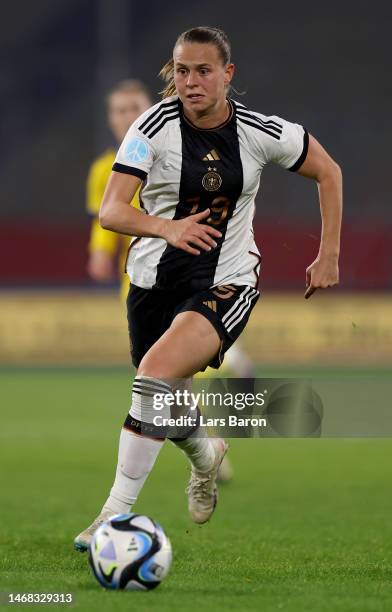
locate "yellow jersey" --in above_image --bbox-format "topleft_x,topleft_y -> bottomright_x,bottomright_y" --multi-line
86,148 -> 140,299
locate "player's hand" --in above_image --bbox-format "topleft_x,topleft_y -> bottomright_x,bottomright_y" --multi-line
87,250 -> 116,282
304,254 -> 339,299
162,208 -> 222,255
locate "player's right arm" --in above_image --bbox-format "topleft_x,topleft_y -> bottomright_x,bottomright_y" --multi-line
100,172 -> 221,256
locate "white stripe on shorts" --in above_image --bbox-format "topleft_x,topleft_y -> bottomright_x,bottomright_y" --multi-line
226,290 -> 259,333
222,287 -> 254,326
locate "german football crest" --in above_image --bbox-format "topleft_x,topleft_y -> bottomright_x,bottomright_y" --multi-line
202,167 -> 222,192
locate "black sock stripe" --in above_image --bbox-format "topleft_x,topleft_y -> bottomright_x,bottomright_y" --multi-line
132,389 -> 158,398
132,385 -> 171,398
123,414 -> 167,440
134,376 -> 171,388
133,382 -> 171,393
133,378 -> 172,393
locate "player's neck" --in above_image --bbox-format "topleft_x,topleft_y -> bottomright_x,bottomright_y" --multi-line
184,99 -> 230,129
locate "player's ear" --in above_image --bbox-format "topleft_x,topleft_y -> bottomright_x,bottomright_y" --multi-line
224,63 -> 235,86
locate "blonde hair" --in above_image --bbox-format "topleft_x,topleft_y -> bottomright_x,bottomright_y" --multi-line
106,79 -> 152,106
159,60 -> 176,98
159,26 -> 231,99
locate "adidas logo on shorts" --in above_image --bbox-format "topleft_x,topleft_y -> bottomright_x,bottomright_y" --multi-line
203,300 -> 217,312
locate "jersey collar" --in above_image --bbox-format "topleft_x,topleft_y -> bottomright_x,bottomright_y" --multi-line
179,98 -> 234,131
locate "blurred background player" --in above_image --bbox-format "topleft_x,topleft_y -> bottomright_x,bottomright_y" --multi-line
86,79 -> 152,301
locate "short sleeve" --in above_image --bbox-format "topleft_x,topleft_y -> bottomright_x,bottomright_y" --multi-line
265,116 -> 309,171
113,122 -> 156,180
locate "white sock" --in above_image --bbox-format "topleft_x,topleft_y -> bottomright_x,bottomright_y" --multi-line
172,411 -> 215,473
174,434 -> 215,473
102,428 -> 164,514
102,375 -> 171,514
169,378 -> 216,473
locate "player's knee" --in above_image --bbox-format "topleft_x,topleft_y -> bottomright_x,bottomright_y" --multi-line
138,353 -> 171,379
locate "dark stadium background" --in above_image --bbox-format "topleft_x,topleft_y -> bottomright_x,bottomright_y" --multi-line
2,3 -> 392,610
0,0 -> 391,289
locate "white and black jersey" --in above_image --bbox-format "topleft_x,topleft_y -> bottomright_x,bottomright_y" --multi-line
113,95 -> 308,292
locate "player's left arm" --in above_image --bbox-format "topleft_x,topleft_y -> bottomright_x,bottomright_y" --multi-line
296,134 -> 342,299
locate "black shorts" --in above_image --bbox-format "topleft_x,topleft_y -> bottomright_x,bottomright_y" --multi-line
127,283 -> 260,370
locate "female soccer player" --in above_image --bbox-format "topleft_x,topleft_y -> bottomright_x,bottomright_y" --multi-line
74,26 -> 342,550
87,79 -> 253,385
85,77 -> 236,480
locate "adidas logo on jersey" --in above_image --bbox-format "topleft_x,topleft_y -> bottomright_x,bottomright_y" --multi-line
203,300 -> 217,312
203,149 -> 220,161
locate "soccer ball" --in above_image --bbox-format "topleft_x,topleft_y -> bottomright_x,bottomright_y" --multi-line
88,513 -> 172,591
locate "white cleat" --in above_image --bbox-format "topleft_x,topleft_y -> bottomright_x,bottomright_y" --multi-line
73,509 -> 116,552
187,438 -> 229,524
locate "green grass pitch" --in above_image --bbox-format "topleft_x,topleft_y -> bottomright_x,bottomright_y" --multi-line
1,367 -> 392,611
